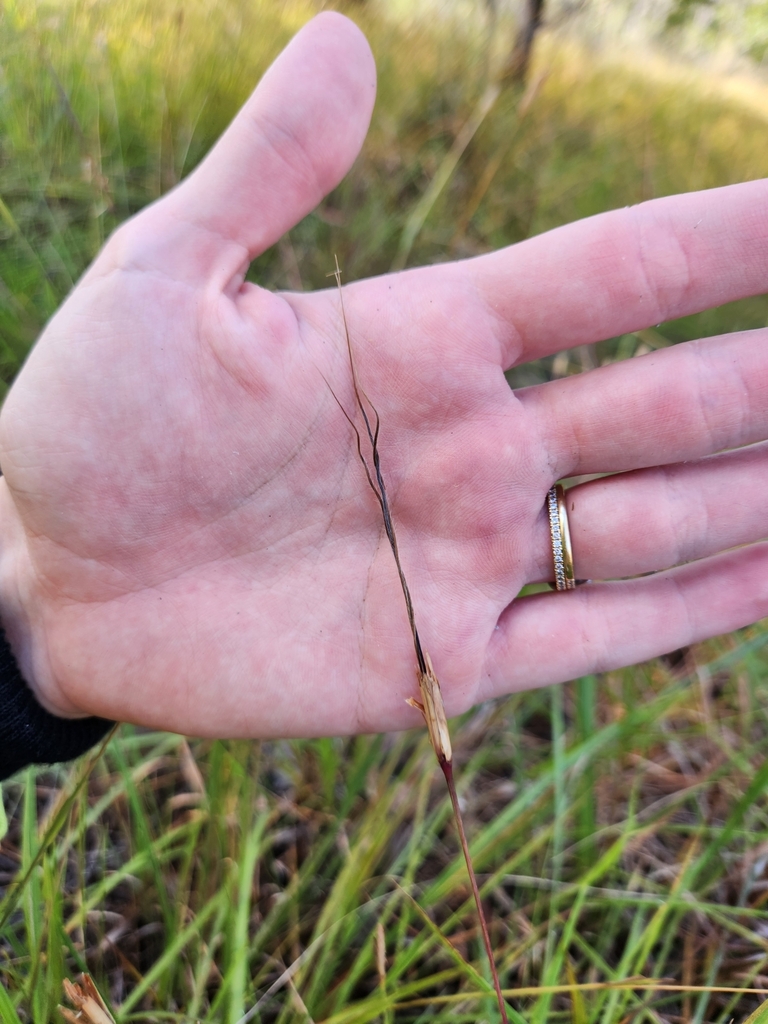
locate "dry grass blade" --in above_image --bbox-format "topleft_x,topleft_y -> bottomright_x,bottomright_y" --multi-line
332,259 -> 509,1024
59,974 -> 116,1024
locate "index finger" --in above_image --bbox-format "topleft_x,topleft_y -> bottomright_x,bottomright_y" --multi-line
470,179 -> 768,369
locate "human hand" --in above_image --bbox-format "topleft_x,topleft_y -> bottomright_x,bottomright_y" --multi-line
0,12 -> 765,738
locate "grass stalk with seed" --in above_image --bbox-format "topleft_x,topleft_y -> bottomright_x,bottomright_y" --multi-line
330,258 -> 510,1024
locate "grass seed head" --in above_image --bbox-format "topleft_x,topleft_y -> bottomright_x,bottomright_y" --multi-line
407,650 -> 453,765
59,975 -> 116,1024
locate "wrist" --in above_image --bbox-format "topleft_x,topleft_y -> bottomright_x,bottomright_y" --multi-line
0,480 -> 84,719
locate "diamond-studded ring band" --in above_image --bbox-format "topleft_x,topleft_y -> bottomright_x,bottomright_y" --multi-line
547,484 -> 576,591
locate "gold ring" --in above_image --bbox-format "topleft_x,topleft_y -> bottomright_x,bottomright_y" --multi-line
547,484 -> 576,591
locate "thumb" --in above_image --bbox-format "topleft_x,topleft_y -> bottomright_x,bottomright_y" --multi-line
163,12 -> 376,274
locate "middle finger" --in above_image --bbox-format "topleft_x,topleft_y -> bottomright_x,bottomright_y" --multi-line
520,328 -> 768,479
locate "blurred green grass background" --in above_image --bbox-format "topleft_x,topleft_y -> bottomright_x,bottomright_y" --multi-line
3,0 -> 768,1021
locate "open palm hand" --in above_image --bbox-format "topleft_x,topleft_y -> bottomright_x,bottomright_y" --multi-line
1,13 -> 766,737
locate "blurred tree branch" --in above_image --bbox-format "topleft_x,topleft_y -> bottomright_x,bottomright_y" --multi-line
503,0 -> 546,83
484,0 -> 547,85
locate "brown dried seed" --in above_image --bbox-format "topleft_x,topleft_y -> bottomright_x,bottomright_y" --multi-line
408,650 -> 452,765
59,974 -> 116,1024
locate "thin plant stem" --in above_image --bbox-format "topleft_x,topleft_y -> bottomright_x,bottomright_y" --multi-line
442,758 -> 509,1023
331,258 -> 510,1024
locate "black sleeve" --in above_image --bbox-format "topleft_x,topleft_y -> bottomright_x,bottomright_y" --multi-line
0,626 -> 114,781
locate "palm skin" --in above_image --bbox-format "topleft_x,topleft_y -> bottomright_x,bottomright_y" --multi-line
0,207 -> 538,736
0,13 -> 766,738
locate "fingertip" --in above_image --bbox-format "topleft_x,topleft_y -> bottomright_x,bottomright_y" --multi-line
163,10 -> 378,271
272,10 -> 377,194
308,9 -> 377,82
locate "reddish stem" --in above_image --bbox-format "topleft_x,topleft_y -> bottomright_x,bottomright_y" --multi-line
440,758 -> 510,1024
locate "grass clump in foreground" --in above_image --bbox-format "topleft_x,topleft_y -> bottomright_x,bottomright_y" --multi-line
5,636 -> 768,1023
3,0 -> 768,1019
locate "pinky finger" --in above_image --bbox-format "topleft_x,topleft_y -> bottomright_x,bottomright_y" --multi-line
482,544 -> 768,699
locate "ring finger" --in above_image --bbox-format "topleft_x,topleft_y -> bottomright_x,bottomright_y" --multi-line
530,440 -> 768,583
